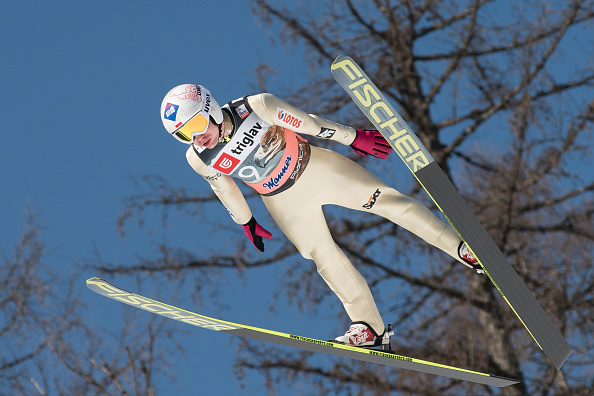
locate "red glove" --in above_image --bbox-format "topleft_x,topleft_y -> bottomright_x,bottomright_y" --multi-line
350,130 -> 393,159
242,217 -> 273,252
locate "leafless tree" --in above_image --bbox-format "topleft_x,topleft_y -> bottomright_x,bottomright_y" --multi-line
109,0 -> 593,394
1,212 -> 182,395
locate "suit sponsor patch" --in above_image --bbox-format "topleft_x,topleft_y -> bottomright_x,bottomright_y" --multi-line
277,107 -> 303,129
213,153 -> 241,174
317,128 -> 336,138
363,189 -> 381,209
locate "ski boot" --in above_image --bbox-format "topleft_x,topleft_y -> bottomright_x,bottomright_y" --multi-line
458,242 -> 485,274
334,322 -> 394,350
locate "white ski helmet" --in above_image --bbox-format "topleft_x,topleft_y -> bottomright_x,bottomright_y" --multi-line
160,84 -> 223,144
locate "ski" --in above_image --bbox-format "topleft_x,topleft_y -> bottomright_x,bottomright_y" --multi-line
331,55 -> 572,370
87,277 -> 519,387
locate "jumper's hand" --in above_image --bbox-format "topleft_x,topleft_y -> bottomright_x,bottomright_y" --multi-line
350,129 -> 392,159
242,217 -> 273,252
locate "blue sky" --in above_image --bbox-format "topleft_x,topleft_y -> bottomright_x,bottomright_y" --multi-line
3,1 -> 591,394
1,2 -> 319,394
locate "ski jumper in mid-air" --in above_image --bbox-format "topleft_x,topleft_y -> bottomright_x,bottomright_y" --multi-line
160,84 -> 480,346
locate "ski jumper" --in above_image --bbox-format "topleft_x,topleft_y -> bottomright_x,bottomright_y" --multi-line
186,93 -> 465,334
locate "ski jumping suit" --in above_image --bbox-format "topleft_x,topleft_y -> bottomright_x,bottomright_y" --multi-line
186,93 -> 466,335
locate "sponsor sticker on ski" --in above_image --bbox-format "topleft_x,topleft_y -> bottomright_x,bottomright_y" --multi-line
331,57 -> 433,172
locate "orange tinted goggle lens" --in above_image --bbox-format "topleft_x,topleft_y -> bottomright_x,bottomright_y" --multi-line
178,113 -> 209,138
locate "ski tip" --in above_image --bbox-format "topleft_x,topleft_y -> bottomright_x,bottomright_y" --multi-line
333,54 -> 349,62
86,277 -> 102,286
330,55 -> 357,74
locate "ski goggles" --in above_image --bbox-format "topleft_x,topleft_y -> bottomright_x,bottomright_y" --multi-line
172,112 -> 211,143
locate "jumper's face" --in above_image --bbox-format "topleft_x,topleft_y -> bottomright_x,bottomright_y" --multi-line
192,120 -> 219,149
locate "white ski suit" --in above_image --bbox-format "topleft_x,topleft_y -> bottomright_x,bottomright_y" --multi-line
186,93 -> 465,334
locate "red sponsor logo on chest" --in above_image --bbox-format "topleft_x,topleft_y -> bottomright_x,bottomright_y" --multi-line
213,153 -> 241,174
